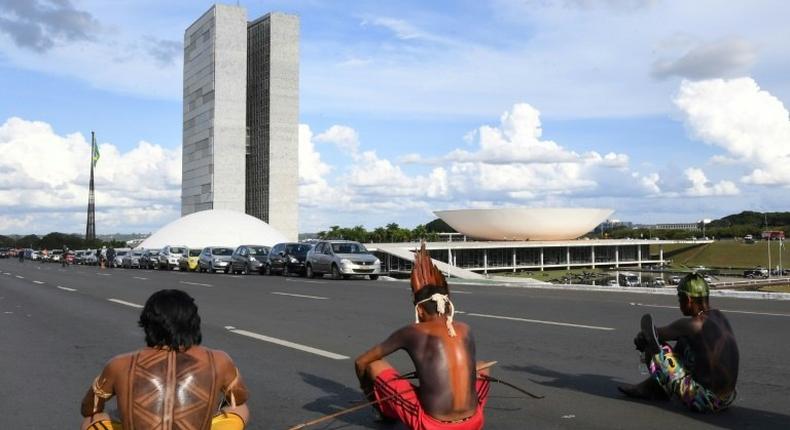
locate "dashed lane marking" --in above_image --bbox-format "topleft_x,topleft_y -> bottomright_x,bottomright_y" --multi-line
630,302 -> 790,318
465,312 -> 615,331
15,275 -> 24,279
57,286 -> 77,292
132,276 -> 148,280
96,273 -> 112,276
108,298 -> 143,309
271,292 -> 329,300
224,326 -> 349,360
453,291 -> 473,295
33,281 -> 45,284
179,281 -> 212,288
3,272 -> 11,275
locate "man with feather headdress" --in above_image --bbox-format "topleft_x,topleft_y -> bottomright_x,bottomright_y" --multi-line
354,243 -> 490,429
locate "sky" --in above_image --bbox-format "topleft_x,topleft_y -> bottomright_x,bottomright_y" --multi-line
1,0 -> 789,235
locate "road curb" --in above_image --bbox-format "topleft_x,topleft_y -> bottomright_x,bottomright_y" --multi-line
447,279 -> 790,300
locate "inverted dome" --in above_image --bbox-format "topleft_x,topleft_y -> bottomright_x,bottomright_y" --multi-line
138,209 -> 288,249
434,208 -> 613,241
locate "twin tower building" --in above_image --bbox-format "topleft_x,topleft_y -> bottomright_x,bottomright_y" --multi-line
181,4 -> 299,240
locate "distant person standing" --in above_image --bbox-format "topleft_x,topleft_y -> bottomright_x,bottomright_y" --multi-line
62,245 -> 69,267
107,247 -> 116,269
18,248 -> 24,263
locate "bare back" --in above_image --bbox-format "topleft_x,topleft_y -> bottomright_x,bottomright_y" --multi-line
685,310 -> 739,396
81,346 -> 248,430
401,320 -> 478,420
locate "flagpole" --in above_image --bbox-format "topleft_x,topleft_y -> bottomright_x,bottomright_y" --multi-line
86,131 -> 96,242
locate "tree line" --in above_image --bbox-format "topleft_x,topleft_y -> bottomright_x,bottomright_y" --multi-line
0,232 -> 126,250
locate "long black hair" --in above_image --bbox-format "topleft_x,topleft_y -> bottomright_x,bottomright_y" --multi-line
138,289 -> 202,350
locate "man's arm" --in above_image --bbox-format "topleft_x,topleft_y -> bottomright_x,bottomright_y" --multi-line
354,326 -> 411,380
80,359 -> 118,417
656,317 -> 701,342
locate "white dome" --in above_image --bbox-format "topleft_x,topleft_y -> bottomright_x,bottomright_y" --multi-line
434,208 -> 614,241
137,209 -> 288,250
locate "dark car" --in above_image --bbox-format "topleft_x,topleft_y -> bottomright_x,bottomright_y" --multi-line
140,249 -> 161,270
744,268 -> 768,279
265,242 -> 313,276
230,245 -> 270,275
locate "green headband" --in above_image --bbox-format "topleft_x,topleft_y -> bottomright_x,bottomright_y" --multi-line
677,273 -> 709,298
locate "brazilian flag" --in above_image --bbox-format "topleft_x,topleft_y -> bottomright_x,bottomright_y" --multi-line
91,133 -> 100,168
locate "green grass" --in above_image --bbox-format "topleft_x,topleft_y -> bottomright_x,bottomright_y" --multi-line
651,240 -> 790,270
759,284 -> 790,293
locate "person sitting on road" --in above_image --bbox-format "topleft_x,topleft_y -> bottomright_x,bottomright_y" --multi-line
80,289 -> 250,430
354,243 -> 490,430
618,273 -> 739,412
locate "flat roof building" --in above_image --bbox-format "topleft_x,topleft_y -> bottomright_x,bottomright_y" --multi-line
182,5 -> 299,241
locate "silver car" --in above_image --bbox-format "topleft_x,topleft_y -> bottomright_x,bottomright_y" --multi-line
123,250 -> 144,268
158,245 -> 187,270
305,240 -> 381,280
198,247 -> 235,273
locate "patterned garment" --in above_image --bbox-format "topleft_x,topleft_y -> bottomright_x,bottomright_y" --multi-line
648,343 -> 735,412
372,368 -> 490,430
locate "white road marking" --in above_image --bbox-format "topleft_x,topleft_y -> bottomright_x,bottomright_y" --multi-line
271,292 -> 328,300
466,312 -> 615,331
453,291 -> 473,295
33,280 -> 45,284
630,302 -> 790,317
3,272 -> 10,275
57,286 -> 76,292
96,273 -> 112,276
132,276 -> 148,280
108,298 -> 143,309
15,275 -> 24,279
179,281 -> 212,287
225,327 -> 349,360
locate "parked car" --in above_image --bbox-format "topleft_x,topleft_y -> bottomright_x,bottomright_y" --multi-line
264,243 -> 312,276
606,279 -> 618,286
123,250 -> 144,268
230,245 -> 270,275
50,249 -> 63,262
83,250 -> 98,266
140,249 -> 161,270
158,245 -> 187,270
198,247 -> 234,273
744,268 -> 768,279
73,250 -> 85,264
305,240 -> 381,280
618,273 -> 639,287
178,248 -> 202,272
652,278 -> 667,288
112,249 -> 130,268
669,275 -> 683,285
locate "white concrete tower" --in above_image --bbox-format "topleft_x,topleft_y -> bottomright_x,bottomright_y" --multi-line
182,4 -> 247,216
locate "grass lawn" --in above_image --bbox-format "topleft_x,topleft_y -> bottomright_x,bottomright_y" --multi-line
759,284 -> 790,293
652,239 -> 790,270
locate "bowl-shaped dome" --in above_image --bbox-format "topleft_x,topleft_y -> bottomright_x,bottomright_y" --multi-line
434,208 -> 613,241
137,209 -> 288,249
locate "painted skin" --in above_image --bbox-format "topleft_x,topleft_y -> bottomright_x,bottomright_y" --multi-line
81,346 -> 248,430
355,315 -> 479,422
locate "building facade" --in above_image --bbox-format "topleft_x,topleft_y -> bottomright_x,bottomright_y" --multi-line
182,5 -> 299,241
247,13 -> 300,241
182,4 -> 248,215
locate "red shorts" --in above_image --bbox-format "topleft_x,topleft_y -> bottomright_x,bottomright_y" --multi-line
372,368 -> 490,430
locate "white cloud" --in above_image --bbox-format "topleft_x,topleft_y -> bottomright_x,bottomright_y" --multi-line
684,167 -> 739,196
675,77 -> 790,187
0,117 -> 180,233
314,125 -> 360,154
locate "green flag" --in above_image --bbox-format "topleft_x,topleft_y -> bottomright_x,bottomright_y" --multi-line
92,134 -> 100,168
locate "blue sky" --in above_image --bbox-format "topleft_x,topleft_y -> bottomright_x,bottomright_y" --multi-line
1,0 -> 789,234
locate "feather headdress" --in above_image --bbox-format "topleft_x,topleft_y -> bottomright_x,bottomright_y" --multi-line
411,242 -> 456,336
410,242 -> 447,296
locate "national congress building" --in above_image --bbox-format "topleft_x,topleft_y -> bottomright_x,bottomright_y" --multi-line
181,4 -> 299,241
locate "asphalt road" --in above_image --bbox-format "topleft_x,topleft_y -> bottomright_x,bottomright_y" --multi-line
1,259 -> 789,429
